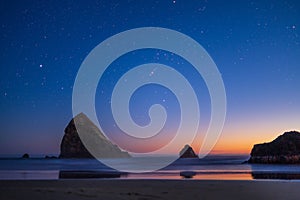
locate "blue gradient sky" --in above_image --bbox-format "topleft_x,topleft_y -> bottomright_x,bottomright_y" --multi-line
0,0 -> 299,155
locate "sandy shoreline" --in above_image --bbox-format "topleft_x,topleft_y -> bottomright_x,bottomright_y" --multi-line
1,179 -> 300,200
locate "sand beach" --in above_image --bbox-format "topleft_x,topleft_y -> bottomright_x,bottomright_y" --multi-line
1,179 -> 300,200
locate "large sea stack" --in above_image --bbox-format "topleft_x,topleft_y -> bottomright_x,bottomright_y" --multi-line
59,113 -> 131,159
248,131 -> 300,164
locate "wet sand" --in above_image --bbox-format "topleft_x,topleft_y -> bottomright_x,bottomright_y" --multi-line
1,179 -> 299,200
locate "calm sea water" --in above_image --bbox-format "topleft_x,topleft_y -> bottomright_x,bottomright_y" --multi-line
1,155 -> 300,180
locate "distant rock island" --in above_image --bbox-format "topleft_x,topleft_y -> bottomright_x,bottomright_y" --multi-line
179,144 -> 198,158
21,153 -> 29,159
248,131 -> 300,164
59,113 -> 131,159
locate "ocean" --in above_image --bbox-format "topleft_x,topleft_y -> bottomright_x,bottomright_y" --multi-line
1,155 -> 300,180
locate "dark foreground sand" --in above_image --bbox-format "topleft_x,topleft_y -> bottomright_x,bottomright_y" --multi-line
1,179 -> 300,200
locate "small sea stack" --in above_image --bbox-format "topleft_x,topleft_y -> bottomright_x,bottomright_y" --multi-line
179,144 -> 198,158
21,153 -> 29,159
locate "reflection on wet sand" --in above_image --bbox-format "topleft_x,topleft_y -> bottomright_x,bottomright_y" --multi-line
251,172 -> 300,180
58,170 -> 253,180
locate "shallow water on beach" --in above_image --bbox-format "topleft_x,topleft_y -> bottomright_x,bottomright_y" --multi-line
1,155 -> 300,180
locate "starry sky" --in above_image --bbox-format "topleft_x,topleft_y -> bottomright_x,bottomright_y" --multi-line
0,0 -> 300,156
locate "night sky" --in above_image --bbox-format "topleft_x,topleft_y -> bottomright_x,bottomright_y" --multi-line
1,0 -> 300,156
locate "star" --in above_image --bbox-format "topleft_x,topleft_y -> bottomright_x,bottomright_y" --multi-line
286,25 -> 297,30
149,67 -> 158,77
39,64 -> 43,68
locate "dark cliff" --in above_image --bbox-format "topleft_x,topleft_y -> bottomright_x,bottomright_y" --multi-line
248,131 -> 300,164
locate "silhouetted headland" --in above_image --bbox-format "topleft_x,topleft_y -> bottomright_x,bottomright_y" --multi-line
248,131 -> 300,164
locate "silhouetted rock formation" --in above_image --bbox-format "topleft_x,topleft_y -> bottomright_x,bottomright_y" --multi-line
180,171 -> 197,178
248,131 -> 300,164
59,113 -> 131,159
21,153 -> 29,159
179,144 -> 198,158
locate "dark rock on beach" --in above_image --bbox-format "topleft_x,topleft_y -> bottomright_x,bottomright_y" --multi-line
180,171 -> 197,178
59,113 -> 131,159
248,131 -> 300,164
179,144 -> 198,158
